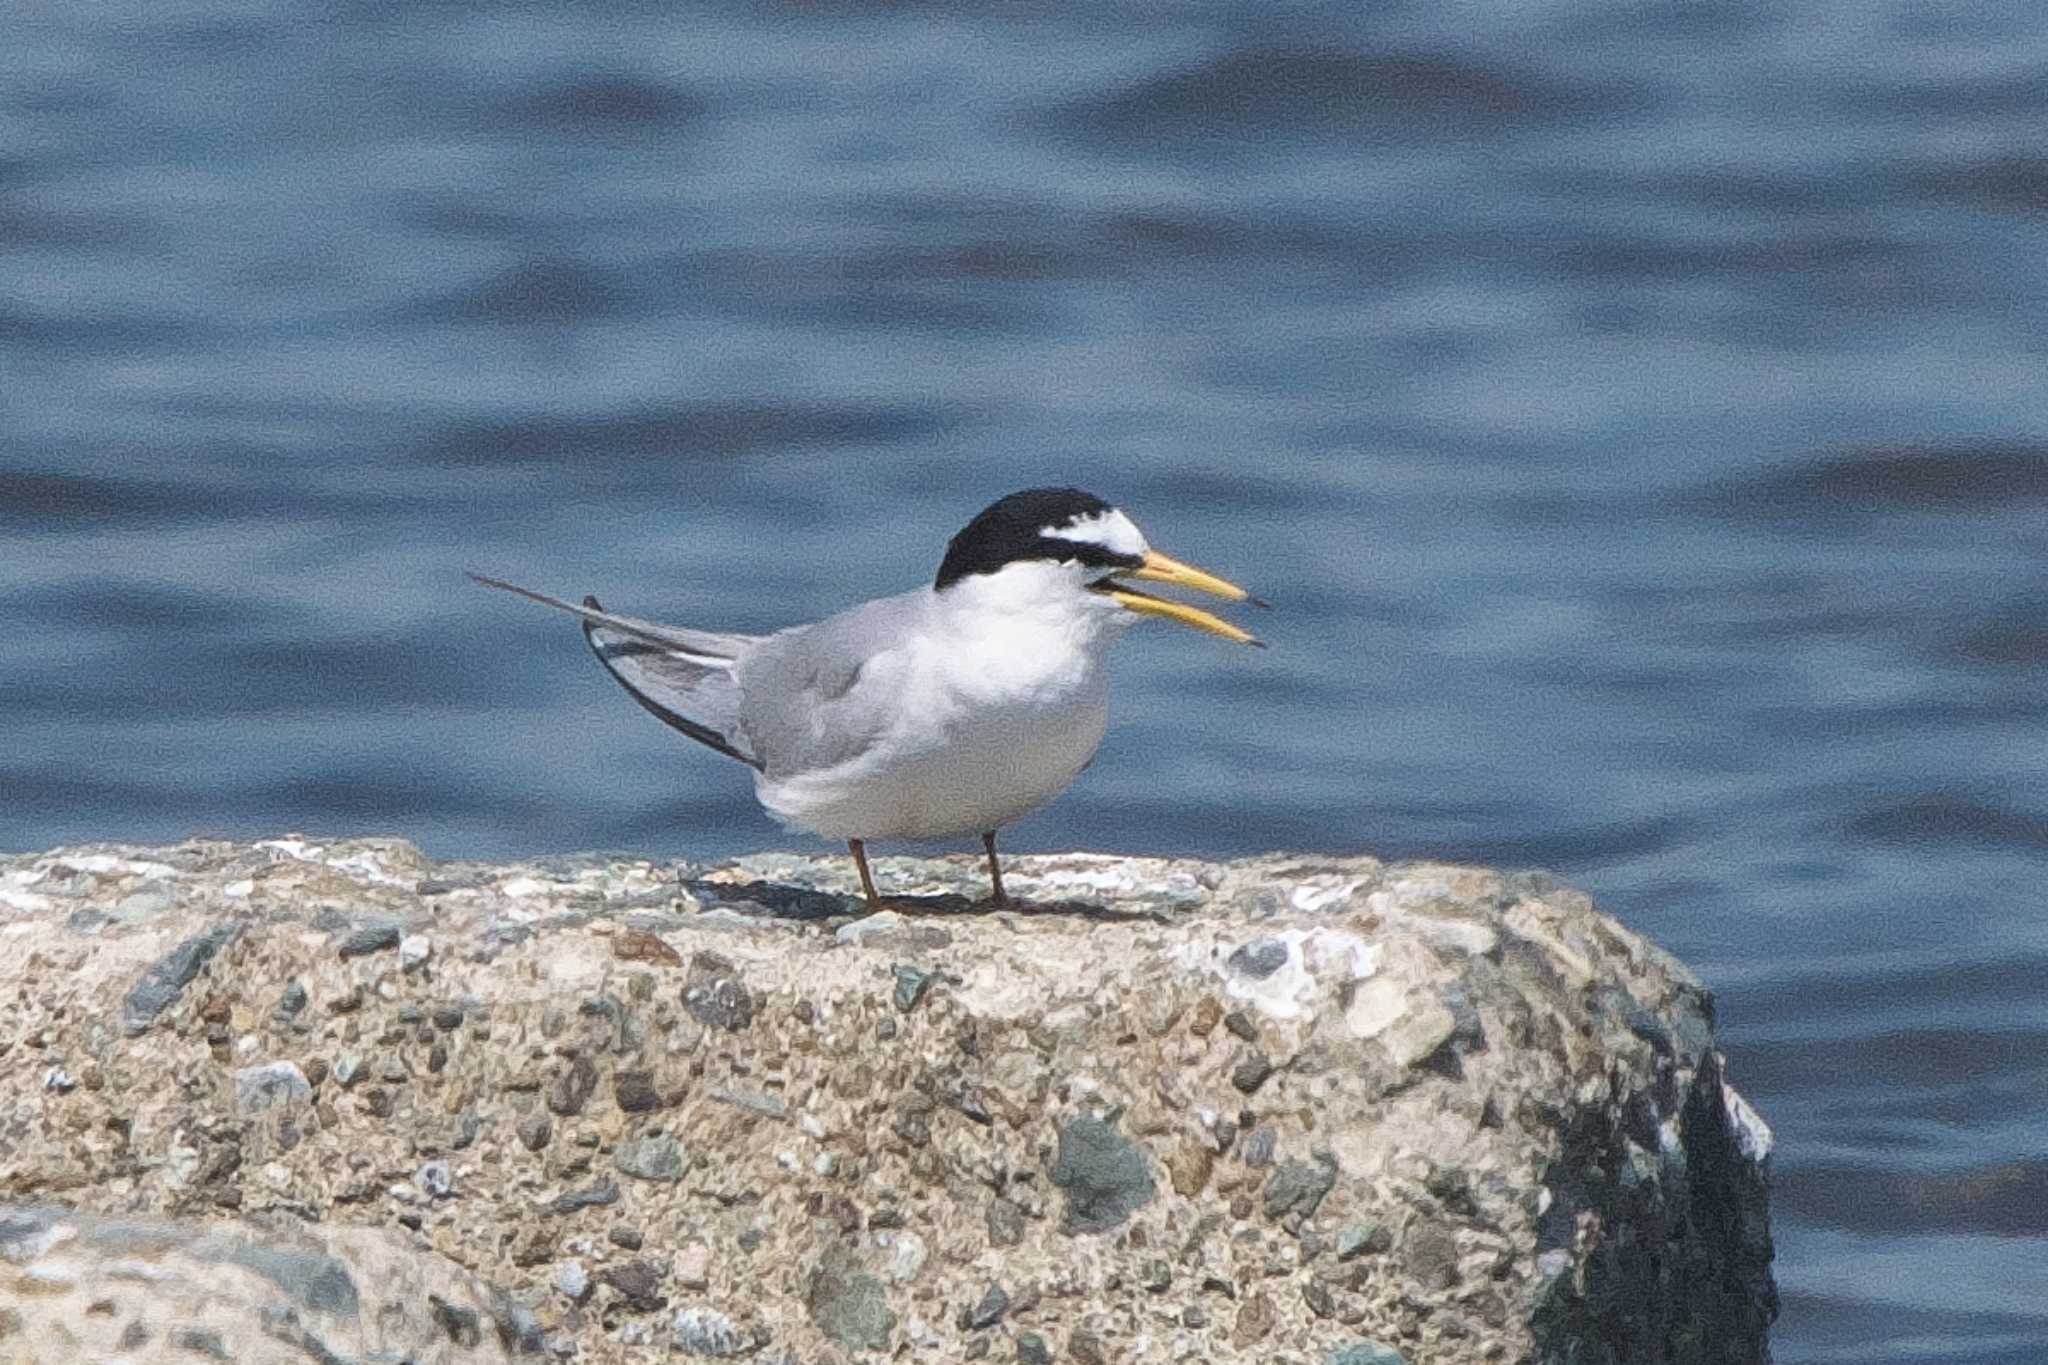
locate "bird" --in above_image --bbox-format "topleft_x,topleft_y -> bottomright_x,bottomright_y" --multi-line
474,487 -> 1264,910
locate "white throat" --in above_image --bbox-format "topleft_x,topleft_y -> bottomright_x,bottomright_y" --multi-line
933,560 -> 1132,656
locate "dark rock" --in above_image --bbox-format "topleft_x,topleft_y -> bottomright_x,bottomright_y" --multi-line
1223,1009 -> 1260,1042
1336,1220 -> 1392,1260
597,1259 -> 666,1313
416,1161 -> 453,1200
1017,1330 -> 1053,1363
1050,1115 -> 1155,1235
577,993 -> 636,1055
487,1287 -> 546,1355
337,919 -> 402,959
1232,1292 -> 1275,1347
1531,1046 -> 1777,1364
171,1326 -> 230,1358
550,1179 -> 621,1216
1264,1156 -> 1338,1223
1226,937 -> 1290,979
986,1200 -> 1025,1248
546,1054 -> 599,1116
808,1192 -> 861,1233
511,1231 -> 555,1268
892,963 -> 935,1013
121,922 -> 239,1035
1243,1123 -> 1278,1168
1406,1223 -> 1460,1291
609,1225 -> 643,1250
616,1135 -> 686,1183
614,1070 -> 663,1113
1231,1050 -> 1274,1095
516,1114 -> 552,1152
1443,983 -> 1486,1050
945,1085 -> 993,1126
683,952 -> 754,1031
430,1294 -> 482,1346
276,980 -> 308,1020
1425,1165 -> 1479,1218
806,1245 -> 894,1353
960,1282 -> 1009,1329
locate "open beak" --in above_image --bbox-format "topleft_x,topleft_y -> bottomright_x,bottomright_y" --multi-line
1095,549 -> 1268,647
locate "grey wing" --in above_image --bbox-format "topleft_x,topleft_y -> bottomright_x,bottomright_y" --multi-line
472,575 -> 763,769
735,589 -> 927,779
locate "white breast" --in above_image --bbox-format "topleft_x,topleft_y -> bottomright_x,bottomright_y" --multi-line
754,568 -> 1124,841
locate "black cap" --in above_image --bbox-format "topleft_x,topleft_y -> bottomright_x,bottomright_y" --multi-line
933,488 -> 1144,591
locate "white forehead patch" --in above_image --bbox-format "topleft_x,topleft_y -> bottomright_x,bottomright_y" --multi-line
1042,508 -> 1148,558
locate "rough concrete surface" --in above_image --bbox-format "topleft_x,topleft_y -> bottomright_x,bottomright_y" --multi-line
0,836 -> 1776,1363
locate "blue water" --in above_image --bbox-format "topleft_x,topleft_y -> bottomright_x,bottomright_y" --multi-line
6,2 -> 2047,1357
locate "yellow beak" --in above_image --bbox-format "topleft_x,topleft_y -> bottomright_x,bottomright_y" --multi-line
1100,549 -> 1266,646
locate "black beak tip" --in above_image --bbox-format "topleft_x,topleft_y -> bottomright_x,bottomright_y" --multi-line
1247,594 -> 1273,610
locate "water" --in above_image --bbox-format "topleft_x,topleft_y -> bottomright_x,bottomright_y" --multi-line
5,1 -> 2047,1357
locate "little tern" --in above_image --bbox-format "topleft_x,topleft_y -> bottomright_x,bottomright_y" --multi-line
475,487 -> 1263,909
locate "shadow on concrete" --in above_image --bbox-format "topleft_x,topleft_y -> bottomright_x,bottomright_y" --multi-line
682,879 -> 1167,925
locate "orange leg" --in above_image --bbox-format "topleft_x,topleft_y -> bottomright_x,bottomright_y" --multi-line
982,830 -> 1010,908
848,838 -> 882,910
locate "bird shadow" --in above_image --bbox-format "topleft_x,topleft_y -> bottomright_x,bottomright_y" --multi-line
682,878 -> 1166,926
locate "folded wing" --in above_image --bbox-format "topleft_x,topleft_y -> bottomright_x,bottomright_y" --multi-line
471,575 -> 762,770
734,589 -> 923,780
